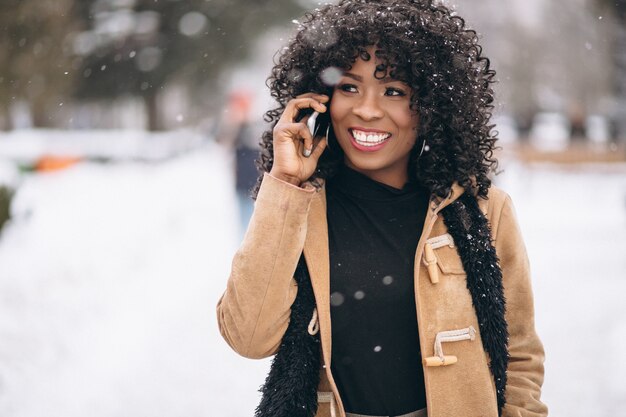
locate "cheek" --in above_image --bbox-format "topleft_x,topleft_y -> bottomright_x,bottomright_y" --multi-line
329,98 -> 347,123
410,116 -> 420,137
399,115 -> 419,148
391,102 -> 419,129
412,113 -> 420,129
404,110 -> 420,129
397,114 -> 419,137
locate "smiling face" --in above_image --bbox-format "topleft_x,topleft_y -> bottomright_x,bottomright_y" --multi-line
329,46 -> 419,189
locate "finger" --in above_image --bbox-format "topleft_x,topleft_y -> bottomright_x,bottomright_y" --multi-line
308,136 -> 327,161
294,123 -> 314,157
275,122 -> 313,154
278,122 -> 313,141
292,98 -> 327,121
295,92 -> 330,103
282,98 -> 327,123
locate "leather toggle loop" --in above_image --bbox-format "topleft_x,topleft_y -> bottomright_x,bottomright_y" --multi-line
423,243 -> 439,284
307,308 -> 319,335
424,326 -> 476,367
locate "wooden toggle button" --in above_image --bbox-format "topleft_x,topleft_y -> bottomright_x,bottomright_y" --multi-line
423,355 -> 458,367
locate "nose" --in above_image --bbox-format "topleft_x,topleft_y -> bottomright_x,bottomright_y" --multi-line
352,92 -> 384,121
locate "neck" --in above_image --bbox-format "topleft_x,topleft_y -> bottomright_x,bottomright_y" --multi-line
343,162 -> 409,190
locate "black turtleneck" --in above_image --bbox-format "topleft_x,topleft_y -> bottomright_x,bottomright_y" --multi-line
326,165 -> 430,416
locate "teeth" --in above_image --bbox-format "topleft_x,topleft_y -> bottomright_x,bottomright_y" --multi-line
351,129 -> 391,146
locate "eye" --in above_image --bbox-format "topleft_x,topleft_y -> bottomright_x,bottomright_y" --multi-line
385,87 -> 407,97
338,83 -> 358,93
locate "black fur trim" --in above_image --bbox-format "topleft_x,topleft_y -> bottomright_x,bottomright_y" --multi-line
255,255 -> 321,417
442,194 -> 509,415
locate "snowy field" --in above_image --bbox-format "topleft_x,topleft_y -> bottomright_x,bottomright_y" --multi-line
0,131 -> 625,417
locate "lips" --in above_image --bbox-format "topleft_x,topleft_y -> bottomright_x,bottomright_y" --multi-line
349,128 -> 392,151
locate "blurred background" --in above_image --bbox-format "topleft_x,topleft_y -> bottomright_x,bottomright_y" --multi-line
0,0 -> 625,416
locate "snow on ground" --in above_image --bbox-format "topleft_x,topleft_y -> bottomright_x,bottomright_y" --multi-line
0,133 -> 624,416
0,129 -> 206,163
0,138 -> 271,417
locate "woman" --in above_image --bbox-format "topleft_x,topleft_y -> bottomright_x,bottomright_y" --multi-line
217,1 -> 548,416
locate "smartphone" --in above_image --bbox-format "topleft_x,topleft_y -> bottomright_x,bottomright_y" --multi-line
296,104 -> 331,157
307,111 -> 321,137
306,110 -> 331,139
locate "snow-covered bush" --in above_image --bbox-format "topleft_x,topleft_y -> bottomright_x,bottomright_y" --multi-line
0,185 -> 12,232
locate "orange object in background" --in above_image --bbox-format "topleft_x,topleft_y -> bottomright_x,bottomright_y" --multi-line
35,155 -> 82,172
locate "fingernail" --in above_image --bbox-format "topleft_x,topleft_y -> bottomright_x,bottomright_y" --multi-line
303,148 -> 312,157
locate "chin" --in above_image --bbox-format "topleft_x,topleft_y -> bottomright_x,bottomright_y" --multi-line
344,154 -> 391,173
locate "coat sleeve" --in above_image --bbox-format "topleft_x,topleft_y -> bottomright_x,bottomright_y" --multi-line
216,173 -> 316,359
493,193 -> 549,417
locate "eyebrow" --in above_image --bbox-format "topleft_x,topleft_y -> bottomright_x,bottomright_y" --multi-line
343,72 -> 401,84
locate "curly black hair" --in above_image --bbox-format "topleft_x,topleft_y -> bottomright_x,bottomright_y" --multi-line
252,0 -> 499,200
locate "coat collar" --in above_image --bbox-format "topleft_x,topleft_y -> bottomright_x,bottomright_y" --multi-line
431,181 -> 466,214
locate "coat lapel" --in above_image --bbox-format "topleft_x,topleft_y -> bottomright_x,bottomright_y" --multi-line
303,184 -> 348,415
302,185 -> 332,364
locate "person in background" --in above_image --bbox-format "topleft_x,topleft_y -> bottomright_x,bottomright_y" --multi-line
217,1 -> 548,416
217,90 -> 258,237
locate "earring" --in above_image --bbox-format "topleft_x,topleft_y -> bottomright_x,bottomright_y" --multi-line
325,124 -> 331,151
418,138 -> 426,158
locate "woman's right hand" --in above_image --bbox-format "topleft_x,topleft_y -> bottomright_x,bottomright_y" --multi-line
269,93 -> 329,186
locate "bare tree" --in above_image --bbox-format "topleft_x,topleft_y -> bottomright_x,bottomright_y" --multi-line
0,0 -> 81,129
73,0 -> 305,131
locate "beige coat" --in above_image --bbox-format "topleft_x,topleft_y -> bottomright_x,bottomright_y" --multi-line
217,173 -> 548,417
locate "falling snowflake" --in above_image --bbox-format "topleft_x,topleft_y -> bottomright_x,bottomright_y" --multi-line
382,275 -> 394,285
330,292 -> 345,307
320,67 -> 342,86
